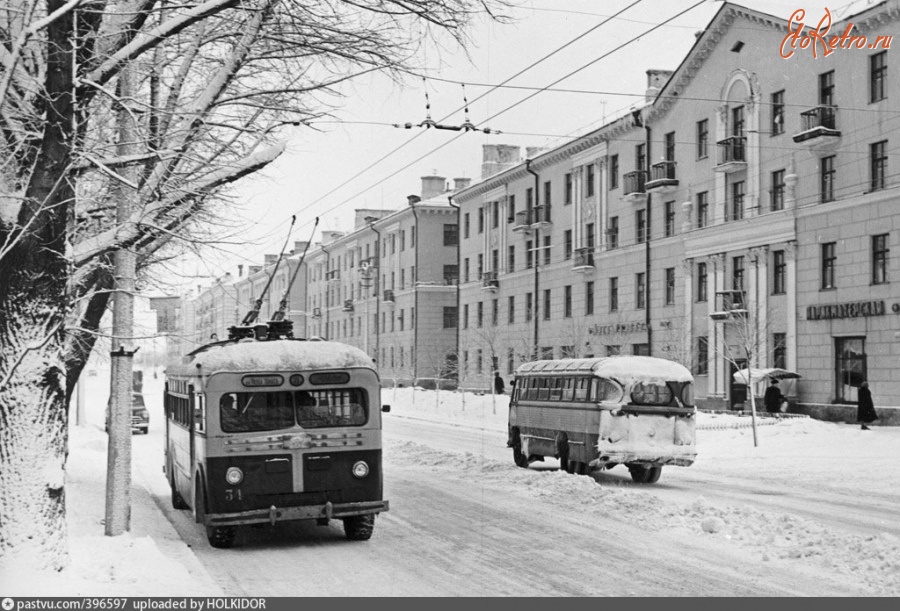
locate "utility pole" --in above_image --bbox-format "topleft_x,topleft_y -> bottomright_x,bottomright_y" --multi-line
105,65 -> 137,536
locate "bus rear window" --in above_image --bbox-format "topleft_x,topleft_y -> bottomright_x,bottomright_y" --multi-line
630,382 -> 674,406
219,389 -> 368,433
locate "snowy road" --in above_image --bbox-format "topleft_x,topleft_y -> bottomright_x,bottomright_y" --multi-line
127,395 -> 898,596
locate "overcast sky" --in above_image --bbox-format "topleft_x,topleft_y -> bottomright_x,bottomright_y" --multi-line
175,0 -> 847,289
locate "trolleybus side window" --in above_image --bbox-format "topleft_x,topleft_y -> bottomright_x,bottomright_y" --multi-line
194,393 -> 205,432
573,377 -> 590,401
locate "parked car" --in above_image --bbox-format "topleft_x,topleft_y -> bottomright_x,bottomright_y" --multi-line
106,392 -> 149,434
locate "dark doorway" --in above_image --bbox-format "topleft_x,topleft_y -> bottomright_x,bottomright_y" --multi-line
730,359 -> 748,410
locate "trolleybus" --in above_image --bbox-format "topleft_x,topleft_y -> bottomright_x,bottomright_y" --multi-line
508,356 -> 696,484
165,336 -> 389,548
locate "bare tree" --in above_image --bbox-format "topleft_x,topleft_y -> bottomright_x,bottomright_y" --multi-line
0,0 -> 507,569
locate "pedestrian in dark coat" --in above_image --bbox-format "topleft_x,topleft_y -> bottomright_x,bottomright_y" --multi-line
857,381 -> 878,430
764,378 -> 784,413
493,372 -> 506,395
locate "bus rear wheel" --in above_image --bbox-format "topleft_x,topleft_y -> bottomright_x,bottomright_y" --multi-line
170,476 -> 188,510
511,429 -> 529,468
343,514 -> 375,540
628,464 -> 663,484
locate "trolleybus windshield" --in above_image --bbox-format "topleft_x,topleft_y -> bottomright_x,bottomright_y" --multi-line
219,388 -> 368,433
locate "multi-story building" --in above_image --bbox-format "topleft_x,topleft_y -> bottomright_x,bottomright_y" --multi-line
456,1 -> 899,420
305,176 -> 466,385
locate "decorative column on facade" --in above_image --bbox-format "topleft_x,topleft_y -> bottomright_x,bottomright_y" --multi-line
706,254 -> 724,399
714,105 -> 728,226
748,246 -> 769,368
574,164 -> 584,248
681,200 -> 693,233
746,88 -> 762,217
784,155 -> 799,209
598,157 -> 608,249
785,240 -> 798,372
682,258 -> 694,371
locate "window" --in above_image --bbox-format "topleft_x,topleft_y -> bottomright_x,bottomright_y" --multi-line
540,347 -> 554,360
477,301 -> 483,327
697,119 -> 708,159
491,249 -> 499,275
822,242 -> 836,289
586,164 -> 595,197
411,226 -> 416,247
636,209 -> 647,243
665,267 -> 675,305
507,195 -> 516,223
585,281 -> 594,315
463,213 -> 470,238
697,262 -> 707,302
564,285 -> 572,318
477,254 -> 483,280
400,230 -> 406,251
463,304 -> 469,329
609,154 -> 619,189
507,245 -> 515,273
636,143 -> 646,173
773,250 -> 786,294
665,131 -> 676,162
872,233 -> 889,285
819,70 -> 834,106
636,272 -> 646,309
444,224 -> 458,246
731,105 -> 745,136
696,337 -> 709,375
525,187 -> 533,210
835,337 -> 866,403
771,170 -> 785,211
664,201 -> 675,237
543,289 -> 551,320
632,344 -> 649,357
492,201 -> 499,228
821,155 -> 835,202
773,333 -> 786,369
478,207 -> 484,233
771,90 -> 785,135
443,307 -> 457,329
476,349 -> 483,374
697,192 -> 709,228
565,173 -> 573,205
730,180 -> 745,221
400,269 -> 405,290
871,140 -> 887,191
564,229 -> 573,260
606,345 -> 621,357
543,236 -> 551,265
526,240 -> 533,269
543,181 -> 552,207
870,51 -> 886,103
732,256 -> 745,291
609,277 -> 618,311
586,223 -> 595,250
463,258 -> 470,283
525,292 -> 533,322
560,346 -> 576,359
491,299 -> 499,326
608,216 -> 619,249
507,295 -> 515,324
443,264 -> 457,285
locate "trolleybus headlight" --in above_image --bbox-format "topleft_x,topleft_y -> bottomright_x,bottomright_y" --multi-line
352,460 -> 369,479
225,467 -> 244,485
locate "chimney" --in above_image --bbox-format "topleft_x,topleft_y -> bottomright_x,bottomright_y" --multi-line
238,264 -> 243,277
264,254 -> 278,266
453,177 -> 472,191
646,69 -> 673,102
420,175 -> 446,201
355,209 -> 389,229
292,240 -> 308,255
407,194 -> 421,206
321,230 -> 345,244
525,146 -> 544,159
249,265 -> 262,275
481,144 -> 521,178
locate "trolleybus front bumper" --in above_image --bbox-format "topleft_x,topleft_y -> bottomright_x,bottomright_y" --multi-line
204,499 -> 389,527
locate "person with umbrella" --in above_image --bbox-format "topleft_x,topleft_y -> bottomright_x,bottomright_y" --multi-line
764,378 -> 785,414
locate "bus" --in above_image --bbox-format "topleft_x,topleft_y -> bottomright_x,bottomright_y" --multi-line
164,337 -> 389,548
508,356 -> 696,484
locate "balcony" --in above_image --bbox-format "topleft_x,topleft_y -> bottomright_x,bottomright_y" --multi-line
443,276 -> 459,286
482,270 -> 499,292
714,137 -> 747,173
622,171 -> 648,204
311,307 -> 322,318
342,299 -> 354,312
513,210 -> 533,233
572,247 -> 595,273
325,270 -> 340,284
645,161 -> 678,193
709,290 -> 747,321
530,204 -> 552,229
382,289 -> 395,305
793,105 -> 841,152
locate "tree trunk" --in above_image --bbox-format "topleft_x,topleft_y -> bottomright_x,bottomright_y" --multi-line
0,0 -> 76,570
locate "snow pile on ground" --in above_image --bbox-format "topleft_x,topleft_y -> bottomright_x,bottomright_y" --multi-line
0,425 -> 222,597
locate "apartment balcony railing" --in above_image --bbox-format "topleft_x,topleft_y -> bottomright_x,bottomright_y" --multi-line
482,270 -> 499,292
325,269 -> 340,284
382,289 -> 395,305
793,105 -> 841,150
342,299 -> 354,312
573,247 -> 595,272
513,209 -> 533,233
622,171 -> 648,203
714,136 -> 747,173
645,161 -> 678,192
530,204 -> 552,229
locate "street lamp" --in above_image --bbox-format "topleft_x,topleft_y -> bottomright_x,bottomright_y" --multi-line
358,259 -> 376,354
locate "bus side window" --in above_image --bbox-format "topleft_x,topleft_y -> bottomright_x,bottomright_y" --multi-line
573,378 -> 588,401
549,377 -> 562,401
562,378 -> 574,401
194,393 -> 205,432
